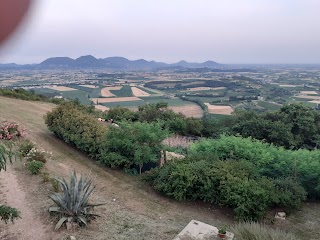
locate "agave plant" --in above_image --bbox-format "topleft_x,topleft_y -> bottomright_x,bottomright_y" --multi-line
49,170 -> 105,230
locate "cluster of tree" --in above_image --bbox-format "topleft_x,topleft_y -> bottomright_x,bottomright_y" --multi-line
215,103 -> 320,150
145,80 -> 241,90
228,95 -> 258,101
178,96 -> 208,112
0,88 -> 65,104
145,135 -> 311,220
44,101 -> 320,221
45,102 -> 169,173
105,102 -> 204,136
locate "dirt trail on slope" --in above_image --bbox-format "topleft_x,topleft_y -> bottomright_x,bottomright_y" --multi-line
0,166 -> 50,240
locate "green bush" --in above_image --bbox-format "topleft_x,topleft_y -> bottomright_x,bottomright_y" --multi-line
0,205 -> 20,224
99,121 -> 169,173
146,158 -> 306,221
231,222 -> 299,240
27,160 -> 44,174
18,139 -> 35,157
45,102 -> 107,158
188,135 -> 320,199
272,178 -> 306,210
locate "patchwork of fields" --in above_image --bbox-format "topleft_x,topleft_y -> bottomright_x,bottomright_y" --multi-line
30,75 -> 320,118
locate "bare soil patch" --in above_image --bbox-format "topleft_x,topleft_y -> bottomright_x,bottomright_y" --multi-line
185,87 -> 225,92
90,97 -> 141,103
169,105 -> 204,118
131,87 -> 150,97
80,85 -> 98,89
296,95 -> 320,100
204,103 -> 233,115
300,91 -> 318,95
94,105 -> 109,112
47,86 -> 77,91
100,86 -> 122,97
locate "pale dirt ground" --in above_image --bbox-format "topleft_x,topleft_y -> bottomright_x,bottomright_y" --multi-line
309,100 -> 320,104
184,87 -> 225,92
94,105 -> 109,112
131,87 -> 150,97
80,85 -> 98,89
100,86 -> 122,97
299,91 -> 318,95
204,103 -> 233,115
0,96 -> 319,240
295,95 -> 320,100
47,86 -> 77,91
168,105 -> 204,118
279,84 -> 298,87
90,97 -> 141,103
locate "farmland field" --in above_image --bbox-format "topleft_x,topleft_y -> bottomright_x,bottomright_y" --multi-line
47,86 -> 77,91
100,86 -> 122,97
204,103 -> 233,115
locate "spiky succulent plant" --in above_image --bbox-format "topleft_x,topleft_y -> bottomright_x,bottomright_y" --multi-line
49,170 -> 105,229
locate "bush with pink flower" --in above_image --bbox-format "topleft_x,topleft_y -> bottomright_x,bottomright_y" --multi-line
0,121 -> 26,140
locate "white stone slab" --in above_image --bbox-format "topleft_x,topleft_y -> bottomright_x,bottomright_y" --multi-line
174,220 -> 234,240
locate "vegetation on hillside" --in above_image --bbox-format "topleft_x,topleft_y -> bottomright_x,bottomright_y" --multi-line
44,100 -> 320,221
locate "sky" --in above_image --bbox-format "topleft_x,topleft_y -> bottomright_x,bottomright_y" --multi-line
1,0 -> 320,64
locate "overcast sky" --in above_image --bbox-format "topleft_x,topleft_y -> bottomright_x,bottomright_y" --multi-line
1,0 -> 320,64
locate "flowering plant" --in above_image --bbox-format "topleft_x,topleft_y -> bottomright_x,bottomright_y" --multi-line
0,121 -> 26,140
25,147 -> 52,163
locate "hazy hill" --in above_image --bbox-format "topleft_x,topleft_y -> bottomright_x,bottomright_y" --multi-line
0,55 -> 222,70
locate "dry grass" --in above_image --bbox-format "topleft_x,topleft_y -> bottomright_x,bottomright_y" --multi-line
204,103 -> 233,115
90,97 -> 141,103
163,135 -> 193,148
169,105 -> 204,118
47,86 -> 77,91
131,87 -> 150,97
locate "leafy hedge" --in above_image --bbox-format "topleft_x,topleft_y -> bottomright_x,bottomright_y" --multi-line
45,103 -> 168,172
146,158 -> 306,221
45,102 -> 107,158
188,135 -> 320,198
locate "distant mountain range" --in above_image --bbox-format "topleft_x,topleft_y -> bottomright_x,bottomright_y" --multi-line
0,55 -> 222,70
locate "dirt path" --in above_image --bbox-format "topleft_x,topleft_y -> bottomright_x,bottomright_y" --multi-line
0,166 -> 49,240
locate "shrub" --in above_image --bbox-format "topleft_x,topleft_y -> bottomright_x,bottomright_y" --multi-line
272,178 -> 307,210
41,172 -> 50,182
45,102 -> 107,158
99,121 -> 169,172
147,159 -> 306,221
49,171 -> 105,229
231,222 -> 299,240
0,121 -> 26,140
50,178 -> 60,192
188,135 -> 320,199
18,139 -> 35,157
0,205 -> 20,224
25,147 -> 50,163
27,160 -> 44,174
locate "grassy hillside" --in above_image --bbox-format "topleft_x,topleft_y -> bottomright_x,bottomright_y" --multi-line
0,96 -> 318,239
